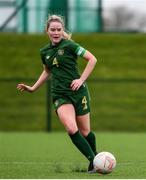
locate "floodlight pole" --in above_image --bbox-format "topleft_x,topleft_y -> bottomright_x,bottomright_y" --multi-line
98,0 -> 103,32
22,0 -> 28,33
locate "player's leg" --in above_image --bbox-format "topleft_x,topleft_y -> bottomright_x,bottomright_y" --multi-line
57,104 -> 95,162
76,113 -> 97,155
57,103 -> 78,134
76,113 -> 97,173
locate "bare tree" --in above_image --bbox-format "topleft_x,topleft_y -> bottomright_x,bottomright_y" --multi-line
103,6 -> 146,32
136,14 -> 146,32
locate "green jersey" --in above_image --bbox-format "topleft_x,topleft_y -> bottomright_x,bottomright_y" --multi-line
40,39 -> 87,95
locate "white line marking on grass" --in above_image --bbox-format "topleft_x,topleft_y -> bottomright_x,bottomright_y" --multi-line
0,161 -> 85,165
119,162 -> 146,165
0,161 -> 145,166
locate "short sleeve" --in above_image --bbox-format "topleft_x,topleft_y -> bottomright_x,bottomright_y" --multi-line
68,40 -> 86,57
40,49 -> 46,65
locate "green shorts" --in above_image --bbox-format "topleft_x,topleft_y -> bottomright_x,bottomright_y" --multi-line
52,91 -> 90,116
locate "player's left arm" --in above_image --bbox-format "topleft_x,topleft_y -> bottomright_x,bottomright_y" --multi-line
71,50 -> 97,91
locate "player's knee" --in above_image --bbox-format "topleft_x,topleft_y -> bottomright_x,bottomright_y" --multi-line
66,126 -> 78,135
80,128 -> 90,137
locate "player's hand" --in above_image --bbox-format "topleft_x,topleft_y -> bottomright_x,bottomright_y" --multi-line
70,78 -> 84,91
17,83 -> 34,93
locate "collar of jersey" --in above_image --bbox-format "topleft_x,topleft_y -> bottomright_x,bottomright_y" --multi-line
49,39 -> 64,48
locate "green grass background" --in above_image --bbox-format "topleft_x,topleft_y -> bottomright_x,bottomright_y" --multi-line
0,132 -> 146,178
1,33 -> 146,79
0,33 -> 146,131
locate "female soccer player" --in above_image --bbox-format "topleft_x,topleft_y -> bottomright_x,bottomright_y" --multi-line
17,15 -> 97,173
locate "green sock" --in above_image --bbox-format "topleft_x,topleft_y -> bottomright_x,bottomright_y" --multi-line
69,131 -> 95,162
85,131 -> 97,155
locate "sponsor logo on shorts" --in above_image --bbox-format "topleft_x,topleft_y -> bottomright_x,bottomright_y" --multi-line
54,100 -> 59,107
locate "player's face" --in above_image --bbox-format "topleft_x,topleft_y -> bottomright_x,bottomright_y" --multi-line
47,22 -> 63,45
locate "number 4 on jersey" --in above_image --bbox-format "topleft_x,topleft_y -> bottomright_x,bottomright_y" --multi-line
53,58 -> 59,67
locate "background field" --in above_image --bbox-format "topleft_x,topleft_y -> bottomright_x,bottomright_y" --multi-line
0,132 -> 146,179
0,33 -> 146,131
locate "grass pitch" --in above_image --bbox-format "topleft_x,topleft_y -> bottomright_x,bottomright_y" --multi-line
0,132 -> 146,178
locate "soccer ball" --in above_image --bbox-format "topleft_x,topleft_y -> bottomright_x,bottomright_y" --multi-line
93,151 -> 116,174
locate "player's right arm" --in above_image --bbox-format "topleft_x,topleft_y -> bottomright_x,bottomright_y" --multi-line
17,65 -> 50,93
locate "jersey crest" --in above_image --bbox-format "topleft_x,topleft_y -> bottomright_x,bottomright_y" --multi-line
58,49 -> 64,56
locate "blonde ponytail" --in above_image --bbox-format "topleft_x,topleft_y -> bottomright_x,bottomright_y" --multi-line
63,31 -> 72,40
